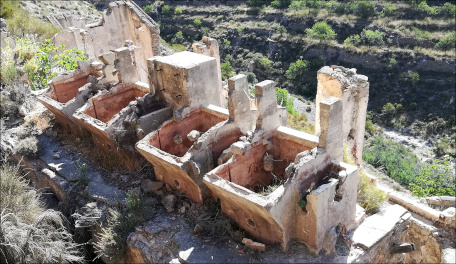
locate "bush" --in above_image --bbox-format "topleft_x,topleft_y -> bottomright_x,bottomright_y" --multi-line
221,61 -> 234,80
344,34 -> 361,46
411,27 -> 430,43
360,28 -> 384,46
410,157 -> 455,197
408,71 -> 420,84
365,120 -> 376,135
6,9 -> 60,40
287,112 -> 314,134
276,87 -> 295,114
305,21 -> 336,41
289,0 -> 306,10
248,0 -> 264,7
356,1 -> 376,19
380,3 -> 396,17
0,45 -> 18,85
246,72 -> 257,84
193,18 -> 202,28
363,136 -> 420,186
0,159 -> 84,263
417,1 -> 437,15
286,59 -> 308,80
388,58 -> 397,68
357,171 -> 387,214
25,39 -> 86,90
143,4 -> 153,13
270,0 -> 291,9
277,25 -> 287,35
435,31 -> 456,51
16,136 -> 39,157
237,27 -> 244,35
256,58 -> 272,71
161,5 -> 170,15
174,7 -> 182,15
442,2 -> 456,16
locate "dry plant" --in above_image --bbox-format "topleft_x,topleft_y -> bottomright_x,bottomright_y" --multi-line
0,157 -> 85,263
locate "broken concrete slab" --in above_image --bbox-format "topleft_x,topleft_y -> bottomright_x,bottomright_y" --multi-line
352,205 -> 410,250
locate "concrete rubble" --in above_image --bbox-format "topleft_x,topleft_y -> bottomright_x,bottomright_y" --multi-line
28,1 -> 455,262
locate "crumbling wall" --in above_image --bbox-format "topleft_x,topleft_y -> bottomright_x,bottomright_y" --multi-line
147,51 -> 221,116
315,66 -> 369,164
52,0 -> 160,83
192,36 -> 224,107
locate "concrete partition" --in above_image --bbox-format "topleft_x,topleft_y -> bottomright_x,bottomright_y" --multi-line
37,61 -> 101,137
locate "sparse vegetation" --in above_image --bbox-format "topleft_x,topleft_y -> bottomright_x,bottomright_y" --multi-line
0,158 -> 84,263
287,112 -> 315,134
16,136 -> 39,157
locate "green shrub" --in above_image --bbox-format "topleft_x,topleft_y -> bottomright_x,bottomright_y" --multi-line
380,3 -> 396,17
357,171 -> 387,214
277,25 -> 287,35
410,157 -> 455,197
363,136 -> 420,186
306,0 -> 322,8
245,72 -> 257,84
223,38 -> 231,47
256,57 -> 272,71
365,120 -> 376,135
409,102 -> 417,110
388,58 -> 397,68
411,27 -> 430,43
25,39 -> 86,90
193,18 -> 202,28
360,28 -> 384,46
305,21 -> 336,41
417,1 -> 437,15
409,71 -> 420,84
289,0 -> 306,10
286,59 -> 308,80
435,31 -> 456,51
221,61 -> 234,80
276,87 -> 295,114
344,34 -> 361,46
237,27 -> 244,35
174,7 -> 182,15
357,1 -> 376,19
0,45 -> 18,85
170,44 -> 186,52
288,112 -> 314,134
248,0 -> 264,7
270,0 -> 291,9
442,2 -> 456,16
143,4 -> 153,13
161,5 -> 170,15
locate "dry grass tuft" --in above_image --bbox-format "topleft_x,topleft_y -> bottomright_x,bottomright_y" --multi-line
287,112 -> 315,134
0,158 -> 84,263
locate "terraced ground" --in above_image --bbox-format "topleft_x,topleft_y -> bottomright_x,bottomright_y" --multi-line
140,1 -> 455,145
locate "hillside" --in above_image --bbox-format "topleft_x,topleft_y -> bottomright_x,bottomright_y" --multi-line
141,0 -> 455,155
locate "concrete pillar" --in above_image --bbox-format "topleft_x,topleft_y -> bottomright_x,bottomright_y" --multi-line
318,96 -> 343,161
254,80 -> 280,141
227,74 -> 255,133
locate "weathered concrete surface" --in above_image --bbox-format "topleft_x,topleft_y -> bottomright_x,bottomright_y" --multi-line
136,107 -> 229,203
148,51 -> 221,114
316,66 -> 369,164
73,82 -> 149,148
192,36 -> 224,106
350,205 -> 411,263
52,0 -> 160,83
37,61 -> 99,137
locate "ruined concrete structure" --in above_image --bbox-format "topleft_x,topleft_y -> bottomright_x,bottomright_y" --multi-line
37,1 -> 373,256
316,66 -> 369,164
51,0 -> 160,83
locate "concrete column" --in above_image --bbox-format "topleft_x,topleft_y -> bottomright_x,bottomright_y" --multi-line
254,80 -> 280,140
228,74 -> 254,133
318,96 -> 343,161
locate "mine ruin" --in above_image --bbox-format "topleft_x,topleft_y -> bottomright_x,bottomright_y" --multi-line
8,0 -> 453,263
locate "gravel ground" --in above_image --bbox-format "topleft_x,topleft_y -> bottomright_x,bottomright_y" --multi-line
292,96 -> 316,124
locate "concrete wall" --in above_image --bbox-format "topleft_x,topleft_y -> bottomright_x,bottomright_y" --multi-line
52,1 -> 160,83
315,66 -> 369,164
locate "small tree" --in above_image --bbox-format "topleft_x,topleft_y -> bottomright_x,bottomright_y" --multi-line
276,87 -> 295,114
435,31 -> 456,50
305,22 -> 336,41
143,5 -> 153,14
221,61 -> 234,80
360,28 -> 384,46
193,19 -> 202,28
174,7 -> 182,15
286,59 -> 308,80
161,5 -> 170,15
357,1 -> 376,19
